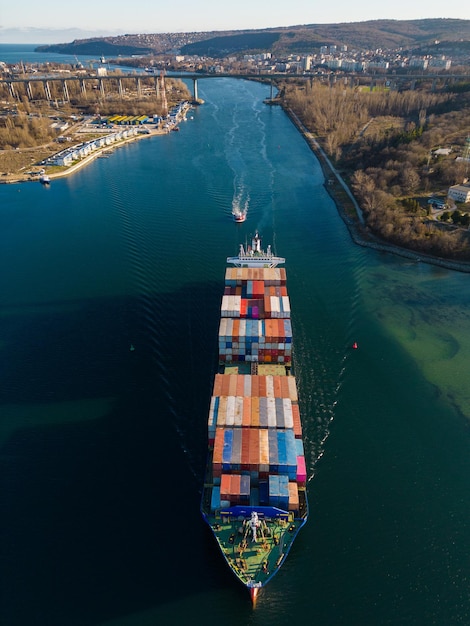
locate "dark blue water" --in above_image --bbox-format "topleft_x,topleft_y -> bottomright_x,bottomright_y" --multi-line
1,70 -> 470,626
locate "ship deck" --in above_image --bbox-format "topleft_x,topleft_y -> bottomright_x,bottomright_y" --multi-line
202,495 -> 307,589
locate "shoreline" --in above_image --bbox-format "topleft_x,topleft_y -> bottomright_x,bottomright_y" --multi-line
283,105 -> 470,275
0,126 -> 169,185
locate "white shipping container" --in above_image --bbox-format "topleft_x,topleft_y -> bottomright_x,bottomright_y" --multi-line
270,296 -> 281,318
282,398 -> 294,428
267,396 -> 276,427
226,396 -> 236,426
234,396 -> 243,426
266,375 -> 274,398
282,296 -> 291,317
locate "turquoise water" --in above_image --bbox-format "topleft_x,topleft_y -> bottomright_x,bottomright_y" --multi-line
1,75 -> 469,626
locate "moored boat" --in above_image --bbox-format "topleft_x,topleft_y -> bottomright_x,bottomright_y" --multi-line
201,233 -> 308,602
39,174 -> 50,185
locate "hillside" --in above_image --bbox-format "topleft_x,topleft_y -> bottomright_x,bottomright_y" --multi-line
35,19 -> 470,58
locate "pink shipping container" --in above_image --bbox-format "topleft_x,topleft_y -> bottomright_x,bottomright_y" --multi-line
296,455 -> 307,486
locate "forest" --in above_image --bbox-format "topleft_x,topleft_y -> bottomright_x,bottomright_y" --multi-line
282,79 -> 470,260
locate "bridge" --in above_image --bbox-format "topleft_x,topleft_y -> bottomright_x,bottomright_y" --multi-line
1,71 -> 467,104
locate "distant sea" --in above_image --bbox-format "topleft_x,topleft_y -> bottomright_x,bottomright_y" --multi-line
0,43 -> 120,67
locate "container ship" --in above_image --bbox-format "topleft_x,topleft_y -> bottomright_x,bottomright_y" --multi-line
201,233 -> 308,604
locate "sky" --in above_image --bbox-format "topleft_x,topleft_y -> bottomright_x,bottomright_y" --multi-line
1,0 -> 469,43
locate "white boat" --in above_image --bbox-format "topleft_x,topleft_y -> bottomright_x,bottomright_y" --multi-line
232,209 -> 246,223
39,174 -> 50,185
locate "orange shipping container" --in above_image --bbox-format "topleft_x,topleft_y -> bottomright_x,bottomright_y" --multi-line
264,296 -> 271,317
249,428 -> 260,468
287,376 -> 298,401
292,403 -> 302,438
213,374 -> 223,397
220,474 -> 232,497
251,396 -> 260,427
221,375 -> 230,396
288,481 -> 299,511
259,428 -> 269,468
236,375 -> 245,397
242,396 -> 252,427
280,376 -> 290,398
228,374 -> 238,397
213,427 -> 225,464
258,376 -> 267,397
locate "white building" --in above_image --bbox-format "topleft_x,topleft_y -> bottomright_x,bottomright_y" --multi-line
448,183 -> 470,203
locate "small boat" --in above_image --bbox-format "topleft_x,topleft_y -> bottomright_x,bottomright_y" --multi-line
39,174 -> 50,185
232,210 -> 246,223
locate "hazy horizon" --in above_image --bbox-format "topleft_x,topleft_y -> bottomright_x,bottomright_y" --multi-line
1,0 -> 469,44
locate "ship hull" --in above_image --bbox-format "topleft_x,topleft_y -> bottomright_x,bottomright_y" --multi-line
201,239 -> 308,601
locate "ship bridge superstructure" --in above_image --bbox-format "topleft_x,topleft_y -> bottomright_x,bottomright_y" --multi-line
227,232 -> 285,268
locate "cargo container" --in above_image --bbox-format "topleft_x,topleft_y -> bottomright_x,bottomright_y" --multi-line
201,233 -> 308,604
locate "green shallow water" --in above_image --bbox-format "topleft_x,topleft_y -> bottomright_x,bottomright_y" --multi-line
1,75 -> 469,626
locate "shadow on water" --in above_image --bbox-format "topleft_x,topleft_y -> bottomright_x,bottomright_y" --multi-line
0,282 -> 240,626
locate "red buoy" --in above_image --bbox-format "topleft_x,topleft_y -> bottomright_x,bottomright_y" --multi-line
352,342 -> 358,349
